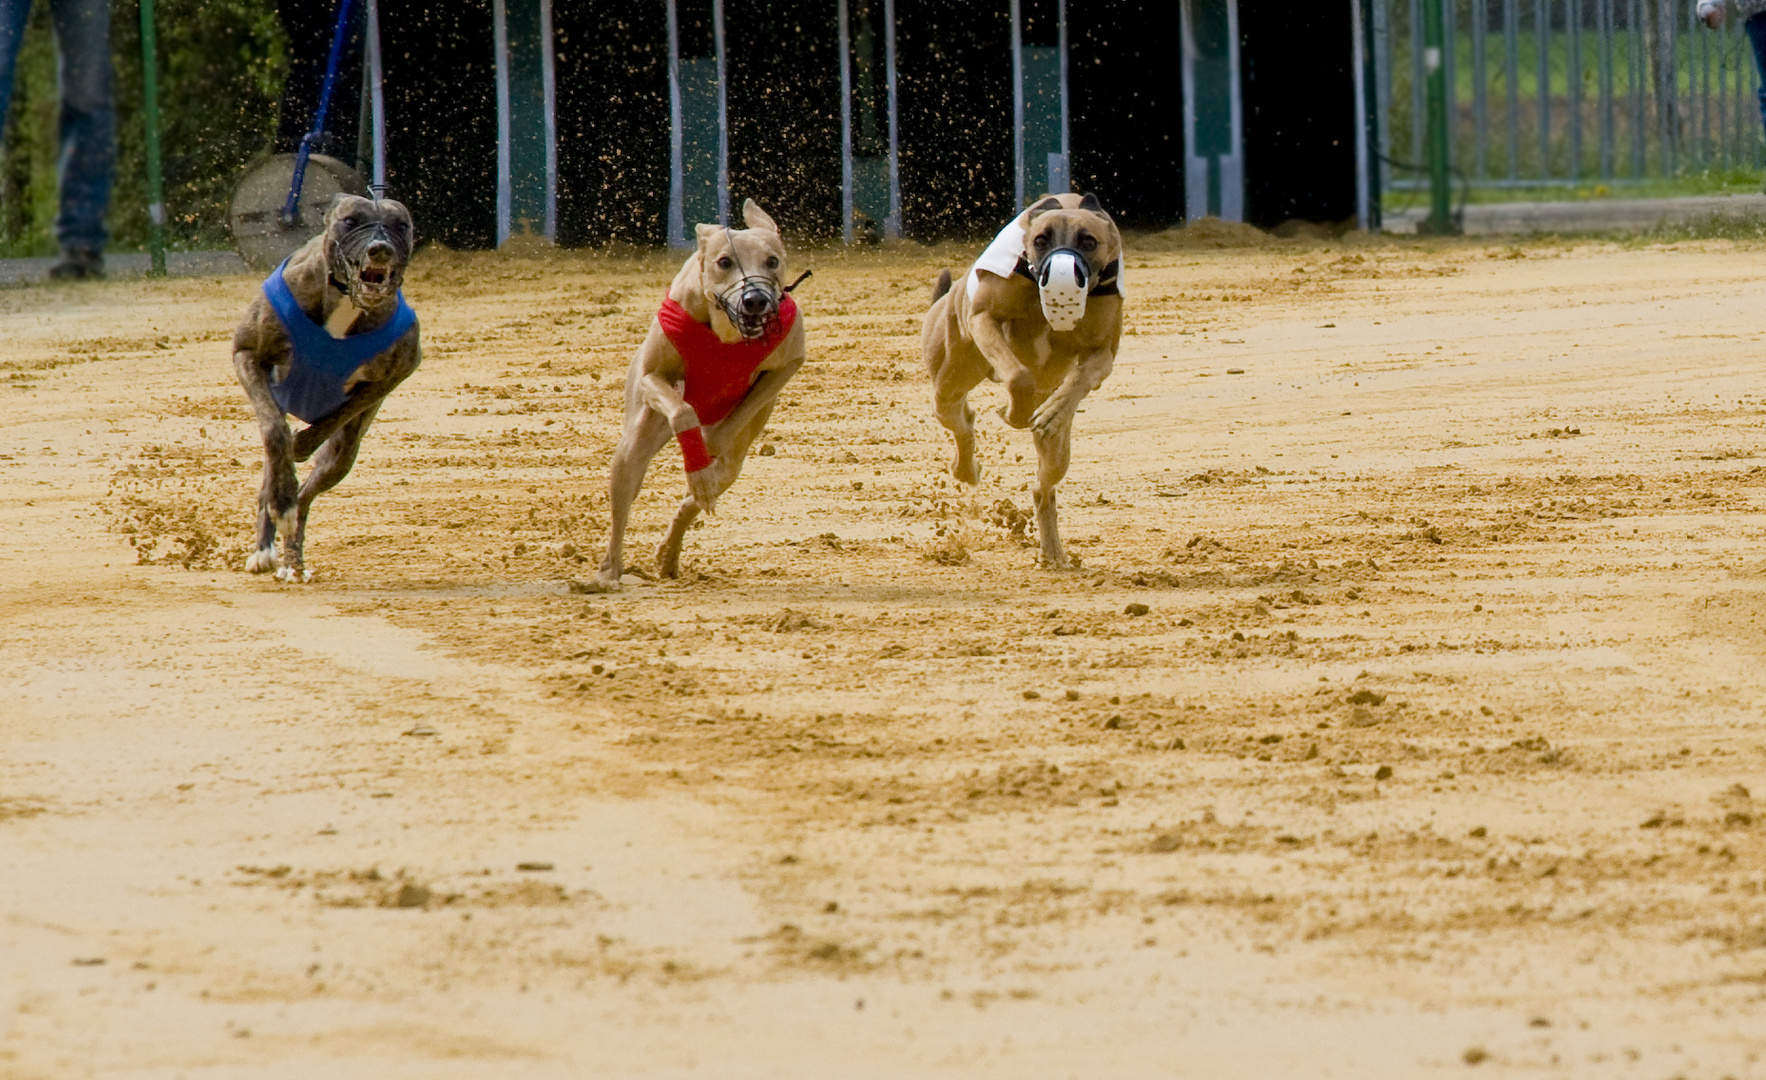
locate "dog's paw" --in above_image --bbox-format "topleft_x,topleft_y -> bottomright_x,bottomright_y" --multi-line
994,402 -> 1033,430
244,547 -> 278,574
1030,404 -> 1072,440
274,566 -> 314,584
951,456 -> 981,486
571,576 -> 622,594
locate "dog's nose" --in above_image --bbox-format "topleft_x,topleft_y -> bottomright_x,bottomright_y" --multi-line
366,239 -> 395,263
740,290 -> 771,316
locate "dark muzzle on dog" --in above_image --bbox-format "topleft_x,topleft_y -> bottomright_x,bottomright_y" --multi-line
331,217 -> 410,309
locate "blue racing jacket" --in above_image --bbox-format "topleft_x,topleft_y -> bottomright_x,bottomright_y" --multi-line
262,259 -> 416,424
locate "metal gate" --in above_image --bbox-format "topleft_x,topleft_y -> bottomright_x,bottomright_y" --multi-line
1375,0 -> 1765,191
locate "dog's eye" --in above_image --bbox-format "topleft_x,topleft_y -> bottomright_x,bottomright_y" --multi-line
766,257 -> 779,270
1033,234 -> 1050,250
1079,234 -> 1097,252
717,256 -> 734,270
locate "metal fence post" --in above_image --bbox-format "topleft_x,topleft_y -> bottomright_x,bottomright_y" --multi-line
1536,0 -> 1550,176
139,0 -> 166,276
1473,0 -> 1489,178
1423,0 -> 1456,230
1505,0 -> 1520,179
1598,0 -> 1614,177
1569,0 -> 1583,180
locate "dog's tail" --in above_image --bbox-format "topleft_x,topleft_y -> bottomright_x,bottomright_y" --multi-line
930,268 -> 953,305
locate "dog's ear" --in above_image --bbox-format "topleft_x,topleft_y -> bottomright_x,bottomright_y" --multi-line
695,223 -> 721,252
1029,196 -> 1064,215
742,199 -> 779,234
1077,191 -> 1106,213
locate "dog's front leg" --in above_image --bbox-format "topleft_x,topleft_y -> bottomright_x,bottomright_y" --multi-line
276,402 -> 383,582
654,359 -> 801,578
635,371 -> 732,512
1028,347 -> 1113,570
291,384 -> 375,462
705,356 -> 803,457
689,356 -> 803,511
1030,347 -> 1115,440
966,314 -> 1038,429
234,349 -> 300,575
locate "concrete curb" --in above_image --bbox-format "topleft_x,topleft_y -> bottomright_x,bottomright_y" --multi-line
0,249 -> 249,287
1385,193 -> 1766,236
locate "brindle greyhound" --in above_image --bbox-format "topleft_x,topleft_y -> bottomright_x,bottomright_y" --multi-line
592,198 -> 807,589
922,192 -> 1124,569
232,194 -> 420,582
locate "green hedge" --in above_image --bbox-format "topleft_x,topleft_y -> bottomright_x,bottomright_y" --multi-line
0,0 -> 286,256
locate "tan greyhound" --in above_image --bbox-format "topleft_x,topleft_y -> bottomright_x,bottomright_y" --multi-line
592,198 -> 808,589
921,192 -> 1124,569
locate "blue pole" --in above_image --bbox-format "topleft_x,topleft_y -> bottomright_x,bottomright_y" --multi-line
281,0 -> 357,227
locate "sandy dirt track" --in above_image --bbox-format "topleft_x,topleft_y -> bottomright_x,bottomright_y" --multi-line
2,228 -> 1765,1078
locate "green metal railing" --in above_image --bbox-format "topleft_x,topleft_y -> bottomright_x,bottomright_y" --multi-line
1377,0 -> 1765,191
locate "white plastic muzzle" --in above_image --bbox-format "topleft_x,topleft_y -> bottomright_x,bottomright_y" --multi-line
1037,249 -> 1089,331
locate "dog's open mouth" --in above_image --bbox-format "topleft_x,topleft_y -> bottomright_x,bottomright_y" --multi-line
347,263 -> 398,307
733,311 -> 773,339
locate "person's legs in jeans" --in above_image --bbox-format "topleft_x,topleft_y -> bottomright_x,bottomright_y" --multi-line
47,0 -> 112,264
0,0 -> 38,133
1744,12 -> 1766,142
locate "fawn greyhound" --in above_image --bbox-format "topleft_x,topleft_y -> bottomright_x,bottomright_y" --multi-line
591,199 -> 808,588
922,192 -> 1124,569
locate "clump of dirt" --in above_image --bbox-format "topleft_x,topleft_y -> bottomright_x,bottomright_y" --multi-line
921,528 -> 972,566
1135,217 -> 1275,250
0,797 -> 47,821
985,498 -> 1034,544
230,864 -> 584,911
957,760 -> 1127,809
105,445 -> 250,571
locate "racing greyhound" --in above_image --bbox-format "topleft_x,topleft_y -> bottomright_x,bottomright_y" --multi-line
232,194 -> 420,582
591,198 -> 807,589
922,192 -> 1124,569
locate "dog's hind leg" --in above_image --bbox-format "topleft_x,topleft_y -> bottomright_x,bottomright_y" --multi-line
656,496 -> 702,579
1030,412 -> 1074,569
925,308 -> 990,486
278,403 -> 380,582
656,403 -> 773,578
932,353 -> 989,487
595,408 -> 674,589
935,385 -> 981,486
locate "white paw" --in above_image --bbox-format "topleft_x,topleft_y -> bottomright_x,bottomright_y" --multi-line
274,566 -> 314,584
244,547 -> 278,574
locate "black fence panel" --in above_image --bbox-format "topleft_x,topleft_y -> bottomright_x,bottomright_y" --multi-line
727,0 -> 844,240
554,2 -> 670,246
381,0 -> 498,250
1241,0 -> 1360,226
896,0 -> 1015,239
1069,0 -> 1185,230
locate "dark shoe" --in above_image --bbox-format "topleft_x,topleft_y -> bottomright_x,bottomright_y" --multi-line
49,247 -> 104,281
